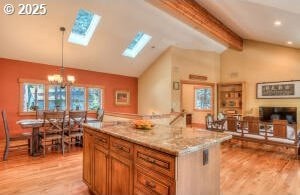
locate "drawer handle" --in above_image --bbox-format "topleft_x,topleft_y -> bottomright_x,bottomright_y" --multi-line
145,181 -> 156,189
138,153 -> 170,169
115,145 -> 123,150
96,137 -> 107,143
114,144 -> 129,153
145,157 -> 156,164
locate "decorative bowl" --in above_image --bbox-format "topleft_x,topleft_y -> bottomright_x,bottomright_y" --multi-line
132,119 -> 154,130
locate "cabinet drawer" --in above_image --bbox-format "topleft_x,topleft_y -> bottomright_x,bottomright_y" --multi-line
135,166 -> 174,195
94,132 -> 109,149
110,137 -> 133,159
134,145 -> 175,179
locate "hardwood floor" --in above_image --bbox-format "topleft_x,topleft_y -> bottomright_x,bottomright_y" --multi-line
0,140 -> 299,195
0,144 -> 88,195
221,140 -> 300,195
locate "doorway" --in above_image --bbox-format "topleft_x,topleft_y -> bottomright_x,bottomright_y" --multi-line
181,81 -> 215,128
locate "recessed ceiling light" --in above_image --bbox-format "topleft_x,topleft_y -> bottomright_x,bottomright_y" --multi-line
287,41 -> 293,45
273,20 -> 282,26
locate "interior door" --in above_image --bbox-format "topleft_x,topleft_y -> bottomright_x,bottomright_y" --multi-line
181,83 -> 214,128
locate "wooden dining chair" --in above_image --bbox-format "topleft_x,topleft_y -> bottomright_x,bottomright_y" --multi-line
242,116 -> 265,140
268,120 -> 299,158
96,108 -> 104,122
272,119 -> 287,138
1,110 -> 32,161
36,109 -> 46,119
41,111 -> 66,156
65,111 -> 87,151
205,114 -> 225,132
226,117 -> 239,132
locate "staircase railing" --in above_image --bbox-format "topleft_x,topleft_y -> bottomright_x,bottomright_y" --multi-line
169,112 -> 185,126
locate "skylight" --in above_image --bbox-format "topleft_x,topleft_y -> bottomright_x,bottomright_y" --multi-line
68,9 -> 101,46
122,32 -> 152,58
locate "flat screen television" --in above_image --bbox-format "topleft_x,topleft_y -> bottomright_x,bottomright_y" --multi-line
259,107 -> 297,124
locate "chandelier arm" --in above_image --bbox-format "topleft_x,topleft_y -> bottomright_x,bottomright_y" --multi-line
48,27 -> 74,88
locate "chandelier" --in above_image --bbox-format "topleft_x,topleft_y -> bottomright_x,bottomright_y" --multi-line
48,27 -> 75,88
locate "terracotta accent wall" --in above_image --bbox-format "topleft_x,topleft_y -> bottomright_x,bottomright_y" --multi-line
0,58 -> 138,137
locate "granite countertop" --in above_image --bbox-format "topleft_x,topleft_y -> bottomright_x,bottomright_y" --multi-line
83,122 -> 232,156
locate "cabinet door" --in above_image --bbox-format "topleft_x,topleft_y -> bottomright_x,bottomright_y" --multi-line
83,130 -> 94,188
109,151 -> 133,195
94,145 -> 109,195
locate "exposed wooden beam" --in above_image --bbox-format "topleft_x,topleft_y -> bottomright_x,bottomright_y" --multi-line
146,0 -> 243,50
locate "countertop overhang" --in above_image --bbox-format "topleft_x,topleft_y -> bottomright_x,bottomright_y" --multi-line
83,122 -> 232,156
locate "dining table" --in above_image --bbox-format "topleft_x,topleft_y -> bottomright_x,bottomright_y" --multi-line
17,117 -> 99,156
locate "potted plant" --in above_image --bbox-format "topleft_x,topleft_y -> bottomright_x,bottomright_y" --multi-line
55,99 -> 63,111
74,99 -> 80,110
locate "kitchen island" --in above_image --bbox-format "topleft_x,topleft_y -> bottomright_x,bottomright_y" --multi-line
83,122 -> 231,195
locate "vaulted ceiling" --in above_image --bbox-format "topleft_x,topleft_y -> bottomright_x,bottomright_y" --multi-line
0,0 -> 226,77
196,0 -> 300,49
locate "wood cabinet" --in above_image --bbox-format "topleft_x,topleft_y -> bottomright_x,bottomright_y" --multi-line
134,145 -> 175,179
83,129 -> 94,188
218,82 -> 245,115
109,152 -> 133,195
134,165 -> 175,195
83,127 -> 221,195
94,144 -> 109,195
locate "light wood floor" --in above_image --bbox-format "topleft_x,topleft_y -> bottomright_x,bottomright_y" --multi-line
221,141 -> 300,195
0,140 -> 299,195
0,145 -> 88,195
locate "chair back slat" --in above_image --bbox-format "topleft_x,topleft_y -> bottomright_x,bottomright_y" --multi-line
43,111 -> 66,133
69,111 -> 87,131
97,108 -> 104,122
273,119 -> 287,138
243,116 -> 260,134
205,114 -> 214,129
227,117 -> 237,132
1,110 -> 10,142
36,109 -> 46,119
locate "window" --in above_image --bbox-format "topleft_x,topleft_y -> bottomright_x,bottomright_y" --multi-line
23,83 -> 45,112
19,79 -> 104,114
122,32 -> 152,58
70,87 -> 85,110
48,86 -> 67,110
194,87 -> 212,110
68,9 -> 101,46
88,88 -> 102,111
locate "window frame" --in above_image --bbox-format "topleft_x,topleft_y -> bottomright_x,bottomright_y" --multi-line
19,79 -> 47,115
193,85 -> 214,112
19,78 -> 104,115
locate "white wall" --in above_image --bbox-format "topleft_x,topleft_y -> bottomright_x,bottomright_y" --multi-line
138,46 -> 221,122
181,84 -> 214,124
138,48 -> 172,115
221,40 -> 300,128
171,47 -> 221,118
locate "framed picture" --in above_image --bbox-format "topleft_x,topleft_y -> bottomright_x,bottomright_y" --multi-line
256,80 -> 300,99
115,90 -> 130,105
